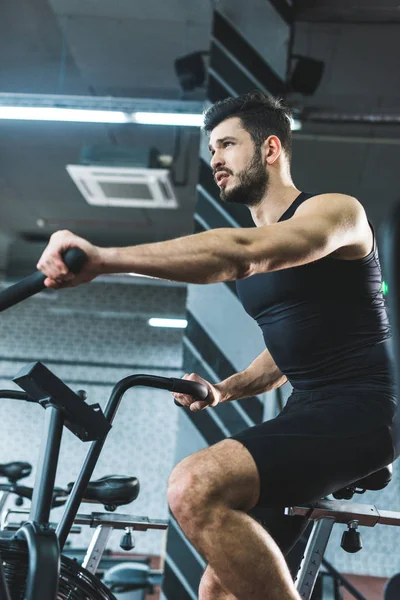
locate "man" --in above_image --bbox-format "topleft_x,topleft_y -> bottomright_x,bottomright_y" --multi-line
38,91 -> 396,600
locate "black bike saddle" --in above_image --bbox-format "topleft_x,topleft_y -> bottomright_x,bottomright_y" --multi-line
68,475 -> 140,510
0,462 -> 32,482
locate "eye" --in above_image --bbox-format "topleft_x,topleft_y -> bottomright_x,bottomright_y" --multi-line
223,141 -> 233,147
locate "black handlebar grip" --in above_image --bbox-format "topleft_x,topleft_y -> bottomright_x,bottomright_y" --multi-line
0,247 -> 87,312
62,247 -> 88,274
170,377 -> 209,407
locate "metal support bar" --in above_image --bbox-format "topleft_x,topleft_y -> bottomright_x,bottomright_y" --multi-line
78,513 -> 168,575
287,500 -> 400,528
287,499 -> 381,526
74,512 -> 168,531
295,519 -> 335,600
29,405 -> 64,524
82,525 -> 113,574
373,509 -> 400,526
0,491 -> 10,516
1,508 -> 30,530
56,436 -> 107,549
2,509 -> 81,534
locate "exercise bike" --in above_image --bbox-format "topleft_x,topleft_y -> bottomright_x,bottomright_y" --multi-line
0,461 -> 33,516
0,461 -> 73,519
2,475 -> 167,595
0,248 -> 209,600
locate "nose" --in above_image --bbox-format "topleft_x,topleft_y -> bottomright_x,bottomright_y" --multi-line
210,150 -> 225,172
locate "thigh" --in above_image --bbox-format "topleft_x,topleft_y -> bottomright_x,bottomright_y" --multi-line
230,394 -> 395,508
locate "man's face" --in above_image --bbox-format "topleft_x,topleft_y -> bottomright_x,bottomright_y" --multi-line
208,117 -> 269,208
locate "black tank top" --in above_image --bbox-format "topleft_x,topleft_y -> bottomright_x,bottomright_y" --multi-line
236,192 -> 394,391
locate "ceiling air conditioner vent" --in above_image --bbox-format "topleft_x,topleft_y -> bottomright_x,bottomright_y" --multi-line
66,165 -> 178,209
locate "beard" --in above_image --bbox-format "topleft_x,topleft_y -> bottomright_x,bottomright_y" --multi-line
219,147 -> 269,208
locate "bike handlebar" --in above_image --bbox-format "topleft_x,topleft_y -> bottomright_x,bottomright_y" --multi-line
170,377 -> 208,406
0,245 -> 208,404
0,248 -> 87,312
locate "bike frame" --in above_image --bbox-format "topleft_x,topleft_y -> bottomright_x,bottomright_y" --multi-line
0,366 -> 206,600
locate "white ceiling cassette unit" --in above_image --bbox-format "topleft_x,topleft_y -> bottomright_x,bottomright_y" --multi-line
66,165 -> 178,209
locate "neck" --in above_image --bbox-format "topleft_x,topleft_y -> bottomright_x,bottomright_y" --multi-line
249,173 -> 301,227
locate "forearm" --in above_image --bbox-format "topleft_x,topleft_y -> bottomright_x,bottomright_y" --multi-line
100,228 -> 250,284
215,349 -> 287,403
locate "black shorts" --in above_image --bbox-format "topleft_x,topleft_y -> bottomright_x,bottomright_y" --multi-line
230,383 -> 397,555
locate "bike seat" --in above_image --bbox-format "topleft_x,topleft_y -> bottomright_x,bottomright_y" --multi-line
0,462 -> 32,482
68,475 -> 140,509
333,464 -> 392,500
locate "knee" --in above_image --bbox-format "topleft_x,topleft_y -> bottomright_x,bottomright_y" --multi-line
199,567 -> 227,600
167,461 -> 215,528
167,462 -> 205,513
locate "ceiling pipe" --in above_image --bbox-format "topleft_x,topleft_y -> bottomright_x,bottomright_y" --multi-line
300,109 -> 400,125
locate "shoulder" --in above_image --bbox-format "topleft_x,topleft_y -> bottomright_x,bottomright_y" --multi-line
294,193 -> 371,257
294,193 -> 368,235
295,193 -> 365,223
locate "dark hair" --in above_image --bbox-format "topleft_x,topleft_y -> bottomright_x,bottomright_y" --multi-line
203,90 -> 293,159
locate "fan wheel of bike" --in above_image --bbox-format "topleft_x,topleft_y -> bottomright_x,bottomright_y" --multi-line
0,537 -> 117,600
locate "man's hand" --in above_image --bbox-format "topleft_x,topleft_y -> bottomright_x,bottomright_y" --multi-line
173,373 -> 223,411
37,230 -> 104,289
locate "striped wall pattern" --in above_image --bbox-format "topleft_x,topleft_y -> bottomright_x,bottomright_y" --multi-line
163,3 -> 293,598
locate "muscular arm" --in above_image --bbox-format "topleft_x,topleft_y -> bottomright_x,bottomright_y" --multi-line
38,228 -> 250,287
100,194 -> 365,282
37,193 -> 367,288
100,228 -> 249,284
215,348 -> 287,404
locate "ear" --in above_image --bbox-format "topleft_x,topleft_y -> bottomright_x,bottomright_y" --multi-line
262,135 -> 282,165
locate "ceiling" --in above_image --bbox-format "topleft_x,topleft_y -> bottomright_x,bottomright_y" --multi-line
295,0 -> 400,23
0,0 -> 399,278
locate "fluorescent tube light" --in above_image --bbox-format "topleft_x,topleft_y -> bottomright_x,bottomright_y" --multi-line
134,112 -> 204,127
0,106 -> 301,130
0,106 -> 129,123
148,318 -> 188,328
290,118 -> 302,131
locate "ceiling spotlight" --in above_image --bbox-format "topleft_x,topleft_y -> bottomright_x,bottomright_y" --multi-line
289,55 -> 325,96
174,51 -> 208,92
